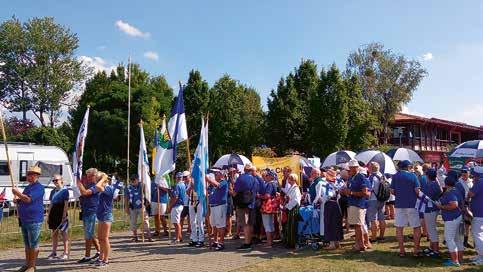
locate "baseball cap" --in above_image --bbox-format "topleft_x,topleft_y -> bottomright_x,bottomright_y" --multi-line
398,160 -> 411,169
182,170 -> 191,177
175,172 -> 183,178
426,168 -> 437,180
348,159 -> 359,168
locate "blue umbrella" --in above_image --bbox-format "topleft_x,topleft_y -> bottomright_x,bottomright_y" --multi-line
386,148 -> 423,163
322,150 -> 356,168
449,140 -> 483,158
355,150 -> 397,174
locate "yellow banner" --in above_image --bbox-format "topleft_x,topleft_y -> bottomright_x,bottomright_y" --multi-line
252,155 -> 302,185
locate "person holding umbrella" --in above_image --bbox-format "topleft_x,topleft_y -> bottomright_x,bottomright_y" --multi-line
12,166 -> 45,272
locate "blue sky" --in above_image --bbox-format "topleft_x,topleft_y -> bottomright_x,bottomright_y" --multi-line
2,0 -> 483,126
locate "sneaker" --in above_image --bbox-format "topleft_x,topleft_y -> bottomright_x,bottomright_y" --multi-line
188,241 -> 197,247
442,260 -> 460,267
57,253 -> 69,260
92,252 -> 100,260
90,259 -> 102,266
237,243 -> 252,250
170,240 -> 180,245
16,265 -> 28,272
77,257 -> 91,264
215,244 -> 225,251
47,252 -> 57,260
195,242 -> 205,248
232,234 -> 240,240
96,261 -> 109,268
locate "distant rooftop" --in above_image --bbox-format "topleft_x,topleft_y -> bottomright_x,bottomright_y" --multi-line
394,113 -> 483,132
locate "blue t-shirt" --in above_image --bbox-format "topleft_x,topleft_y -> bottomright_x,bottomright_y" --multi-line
422,180 -> 442,213
172,182 -> 187,207
151,181 -> 168,204
49,187 -> 69,205
234,173 -> 257,209
348,173 -> 369,209
390,171 -> 420,208
125,183 -> 143,209
470,178 -> 483,218
97,185 -> 115,221
308,178 -> 323,204
263,181 -> 278,197
440,189 -> 462,222
18,181 -> 45,224
419,175 -> 428,194
254,175 -> 265,194
79,182 -> 99,216
209,179 -> 229,206
455,182 -> 467,203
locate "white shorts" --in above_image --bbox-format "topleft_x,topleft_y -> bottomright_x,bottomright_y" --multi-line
348,206 -> 366,226
151,202 -> 167,216
395,208 -> 421,228
209,204 -> 227,228
170,205 -> 184,224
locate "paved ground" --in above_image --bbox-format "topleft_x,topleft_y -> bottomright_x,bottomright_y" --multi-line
0,232 -> 286,272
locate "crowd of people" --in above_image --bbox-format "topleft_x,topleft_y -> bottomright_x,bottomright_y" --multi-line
10,158 -> 483,271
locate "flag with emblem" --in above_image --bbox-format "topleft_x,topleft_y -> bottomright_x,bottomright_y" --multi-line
138,124 -> 152,203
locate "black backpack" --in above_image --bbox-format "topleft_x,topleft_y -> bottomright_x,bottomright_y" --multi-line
376,177 -> 391,202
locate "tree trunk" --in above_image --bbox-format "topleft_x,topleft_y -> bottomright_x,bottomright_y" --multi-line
50,110 -> 55,127
39,110 -> 45,127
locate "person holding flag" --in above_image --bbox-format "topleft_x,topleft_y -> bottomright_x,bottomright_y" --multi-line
125,175 -> 153,242
47,174 -> 70,260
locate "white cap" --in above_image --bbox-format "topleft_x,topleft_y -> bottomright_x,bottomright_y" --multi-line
348,159 -> 359,168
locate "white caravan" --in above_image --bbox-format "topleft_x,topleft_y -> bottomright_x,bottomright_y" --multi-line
0,142 -> 74,206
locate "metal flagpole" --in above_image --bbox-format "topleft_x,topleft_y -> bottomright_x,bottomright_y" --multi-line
126,58 -> 132,226
139,120 -> 146,242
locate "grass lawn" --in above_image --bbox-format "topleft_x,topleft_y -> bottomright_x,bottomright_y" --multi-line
236,220 -> 481,272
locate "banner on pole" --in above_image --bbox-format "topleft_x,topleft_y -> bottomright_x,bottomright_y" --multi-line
252,155 -> 302,185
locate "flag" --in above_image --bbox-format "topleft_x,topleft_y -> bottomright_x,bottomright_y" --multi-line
191,117 -> 209,216
415,191 -> 433,213
152,129 -> 159,175
0,187 -> 5,222
156,84 -> 188,178
58,219 -> 69,232
154,118 -> 173,188
72,107 -> 90,198
138,125 -> 152,203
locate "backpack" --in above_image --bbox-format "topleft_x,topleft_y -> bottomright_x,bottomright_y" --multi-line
233,178 -> 255,208
376,177 -> 391,202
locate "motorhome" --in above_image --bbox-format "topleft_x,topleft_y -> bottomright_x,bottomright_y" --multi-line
0,142 -> 74,208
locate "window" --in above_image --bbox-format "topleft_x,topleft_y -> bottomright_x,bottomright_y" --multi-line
37,161 -> 62,178
19,160 -> 28,182
0,161 -> 10,176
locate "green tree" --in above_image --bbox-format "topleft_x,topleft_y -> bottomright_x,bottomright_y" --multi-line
346,43 -> 426,143
70,64 -> 172,176
344,75 -> 377,151
0,16 -> 90,126
310,64 -> 349,156
12,126 -> 72,152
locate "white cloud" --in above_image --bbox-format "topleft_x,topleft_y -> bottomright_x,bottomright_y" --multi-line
115,20 -> 150,38
143,51 -> 159,61
401,105 -> 426,117
421,52 -> 433,61
78,56 -> 116,73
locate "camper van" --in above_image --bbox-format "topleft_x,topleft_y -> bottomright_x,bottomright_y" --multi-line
0,142 -> 74,210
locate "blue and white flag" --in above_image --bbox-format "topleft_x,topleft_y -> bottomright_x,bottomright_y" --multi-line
72,107 -> 89,198
415,191 -> 433,213
138,125 -> 152,203
156,84 -> 188,178
58,219 -> 69,232
191,117 -> 208,216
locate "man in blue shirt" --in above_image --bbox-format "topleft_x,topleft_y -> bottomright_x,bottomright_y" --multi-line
12,165 -> 45,272
341,159 -> 370,252
468,166 -> 483,265
151,176 -> 169,237
76,168 -> 101,263
207,169 -> 229,251
168,172 -> 187,244
390,160 -> 422,257
233,164 -> 257,250
124,175 -> 152,242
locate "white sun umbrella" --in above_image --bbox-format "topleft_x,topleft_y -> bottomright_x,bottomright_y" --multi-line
355,150 -> 397,174
213,153 -> 252,171
449,140 -> 483,158
386,148 -> 423,163
322,150 -> 356,168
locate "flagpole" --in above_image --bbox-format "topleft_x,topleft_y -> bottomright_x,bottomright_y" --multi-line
0,114 -> 15,189
178,81 -> 192,170
139,120 -> 146,242
126,57 -> 132,226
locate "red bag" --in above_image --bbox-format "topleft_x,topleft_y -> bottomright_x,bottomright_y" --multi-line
261,196 -> 280,214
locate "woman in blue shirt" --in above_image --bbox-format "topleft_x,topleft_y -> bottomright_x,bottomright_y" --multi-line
47,174 -> 70,260
436,175 -> 464,267
12,165 -> 45,272
422,169 -> 442,257
94,172 -> 112,268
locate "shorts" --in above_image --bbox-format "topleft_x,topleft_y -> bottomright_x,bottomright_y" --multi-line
262,214 -> 275,232
366,200 -> 385,222
181,206 -> 189,219
97,213 -> 113,224
394,208 -> 421,228
386,200 -> 395,205
210,204 -> 227,228
130,208 -> 149,230
171,205 -> 184,224
21,222 -> 42,249
151,202 -> 167,216
348,206 -> 366,226
236,208 -> 256,228
226,197 -> 234,216
424,211 -> 439,243
82,213 -> 97,239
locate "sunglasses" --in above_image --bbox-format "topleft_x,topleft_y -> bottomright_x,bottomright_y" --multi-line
52,179 -> 60,182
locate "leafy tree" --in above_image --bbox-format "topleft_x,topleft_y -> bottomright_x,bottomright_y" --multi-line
6,116 -> 35,136
0,16 -> 90,126
346,43 -> 426,143
70,64 -> 172,176
310,65 -> 349,156
12,126 -> 72,152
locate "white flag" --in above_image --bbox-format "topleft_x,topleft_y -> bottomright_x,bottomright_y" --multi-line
138,125 -> 151,203
72,107 -> 89,198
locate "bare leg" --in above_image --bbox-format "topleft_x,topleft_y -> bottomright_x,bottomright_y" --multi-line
370,221 -> 378,240
396,227 -> 405,254
226,216 -> 232,236
52,231 -> 59,254
62,231 -> 69,255
413,227 -> 421,254
244,225 -> 253,245
379,220 -> 386,239
85,239 -> 92,257
354,225 -> 363,250
161,216 -> 168,232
